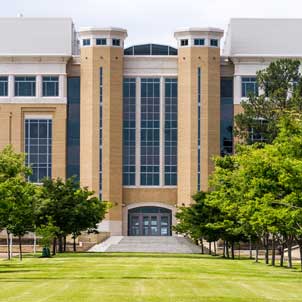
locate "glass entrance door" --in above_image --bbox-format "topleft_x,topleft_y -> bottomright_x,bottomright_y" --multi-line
128,207 -> 172,236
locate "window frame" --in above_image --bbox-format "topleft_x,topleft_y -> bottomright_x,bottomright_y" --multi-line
96,38 -> 107,46
42,76 -> 59,97
83,39 -> 91,46
210,39 -> 219,47
14,76 -> 36,97
194,39 -> 205,46
112,38 -> 121,46
0,76 -> 8,97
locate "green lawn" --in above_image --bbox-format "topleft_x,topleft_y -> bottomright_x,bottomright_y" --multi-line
1,253 -> 302,302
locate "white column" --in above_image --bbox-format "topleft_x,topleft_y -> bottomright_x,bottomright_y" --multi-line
160,77 -> 165,187
8,75 -> 14,98
233,75 -> 242,105
59,74 -> 67,98
135,77 -> 141,186
36,75 -> 42,98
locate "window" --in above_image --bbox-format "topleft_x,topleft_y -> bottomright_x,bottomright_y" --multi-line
165,79 -> 177,186
140,78 -> 160,186
210,39 -> 218,47
25,118 -> 52,183
241,77 -> 258,97
99,68 -> 103,199
43,76 -> 59,97
112,39 -> 120,46
0,76 -> 8,96
123,78 -> 136,186
96,38 -> 107,45
15,76 -> 36,97
197,68 -> 201,191
83,39 -> 91,46
180,39 -> 189,46
194,39 -> 205,46
124,44 -> 178,56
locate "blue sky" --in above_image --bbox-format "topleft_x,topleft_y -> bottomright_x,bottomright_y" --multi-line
2,0 -> 302,47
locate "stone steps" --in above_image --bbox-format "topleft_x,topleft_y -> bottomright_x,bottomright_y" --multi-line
100,236 -> 202,254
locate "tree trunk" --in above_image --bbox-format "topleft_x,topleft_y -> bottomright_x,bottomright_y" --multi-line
287,240 -> 293,268
238,242 -> 241,259
73,235 -> 76,252
58,236 -> 63,253
63,236 -> 66,252
279,243 -> 284,267
18,235 -> 22,261
222,241 -> 226,258
200,238 -> 204,254
52,237 -> 57,256
249,237 -> 253,259
231,242 -> 235,259
6,230 -> 10,260
271,234 -> 276,266
209,241 -> 212,255
264,234 -> 269,265
299,244 -> 302,271
255,242 -> 259,263
214,241 -> 217,256
226,241 -> 230,259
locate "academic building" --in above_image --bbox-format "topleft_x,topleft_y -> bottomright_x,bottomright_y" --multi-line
0,17 -> 300,236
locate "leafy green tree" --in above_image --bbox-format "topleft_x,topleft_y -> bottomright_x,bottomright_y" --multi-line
36,221 -> 59,257
235,59 -> 302,144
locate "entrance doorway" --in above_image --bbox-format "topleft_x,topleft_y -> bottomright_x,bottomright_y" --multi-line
128,206 -> 172,236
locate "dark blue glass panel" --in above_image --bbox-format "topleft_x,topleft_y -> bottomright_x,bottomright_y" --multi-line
0,77 -> 8,96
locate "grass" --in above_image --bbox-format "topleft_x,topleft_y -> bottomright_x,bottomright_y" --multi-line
1,253 -> 302,302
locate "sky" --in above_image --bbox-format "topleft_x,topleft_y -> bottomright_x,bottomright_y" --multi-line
2,0 -> 302,47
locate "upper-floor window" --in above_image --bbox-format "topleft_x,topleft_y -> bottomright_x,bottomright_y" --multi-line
210,39 -> 218,47
112,39 -> 120,46
83,39 -> 91,46
0,76 -> 8,96
96,38 -> 107,46
241,77 -> 258,97
15,76 -> 36,97
194,39 -> 205,46
180,39 -> 189,46
43,76 -> 59,97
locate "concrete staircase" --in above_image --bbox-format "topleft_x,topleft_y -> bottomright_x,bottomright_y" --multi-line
89,236 -> 202,254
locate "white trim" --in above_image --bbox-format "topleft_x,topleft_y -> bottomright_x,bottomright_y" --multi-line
24,114 -> 53,119
135,77 -> 141,186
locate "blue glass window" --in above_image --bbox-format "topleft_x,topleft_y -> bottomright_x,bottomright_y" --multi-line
181,39 -> 189,46
241,77 -> 258,97
194,39 -> 205,46
67,77 -> 80,180
112,39 -> 120,46
0,76 -> 8,96
141,78 -> 160,186
123,78 -> 136,186
164,78 -> 177,186
124,44 -> 177,56
15,76 -> 36,97
43,76 -> 59,97
210,39 -> 218,47
25,118 -> 52,183
96,38 -> 107,45
220,78 -> 233,156
83,39 -> 90,46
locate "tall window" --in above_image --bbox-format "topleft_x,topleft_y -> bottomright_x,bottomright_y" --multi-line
123,78 -> 136,186
0,76 -> 8,96
43,76 -> 59,97
140,78 -> 160,186
241,77 -> 258,97
197,68 -> 201,191
15,76 -> 36,96
99,68 -> 103,198
25,118 -> 52,183
164,78 -> 177,186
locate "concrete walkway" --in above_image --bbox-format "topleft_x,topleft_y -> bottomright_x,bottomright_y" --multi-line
89,236 -> 201,254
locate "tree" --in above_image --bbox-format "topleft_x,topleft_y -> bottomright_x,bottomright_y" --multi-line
0,145 -> 32,260
235,59 -> 302,144
36,177 -> 108,254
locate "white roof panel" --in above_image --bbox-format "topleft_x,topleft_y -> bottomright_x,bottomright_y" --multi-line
0,17 -> 74,56
223,18 -> 302,57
